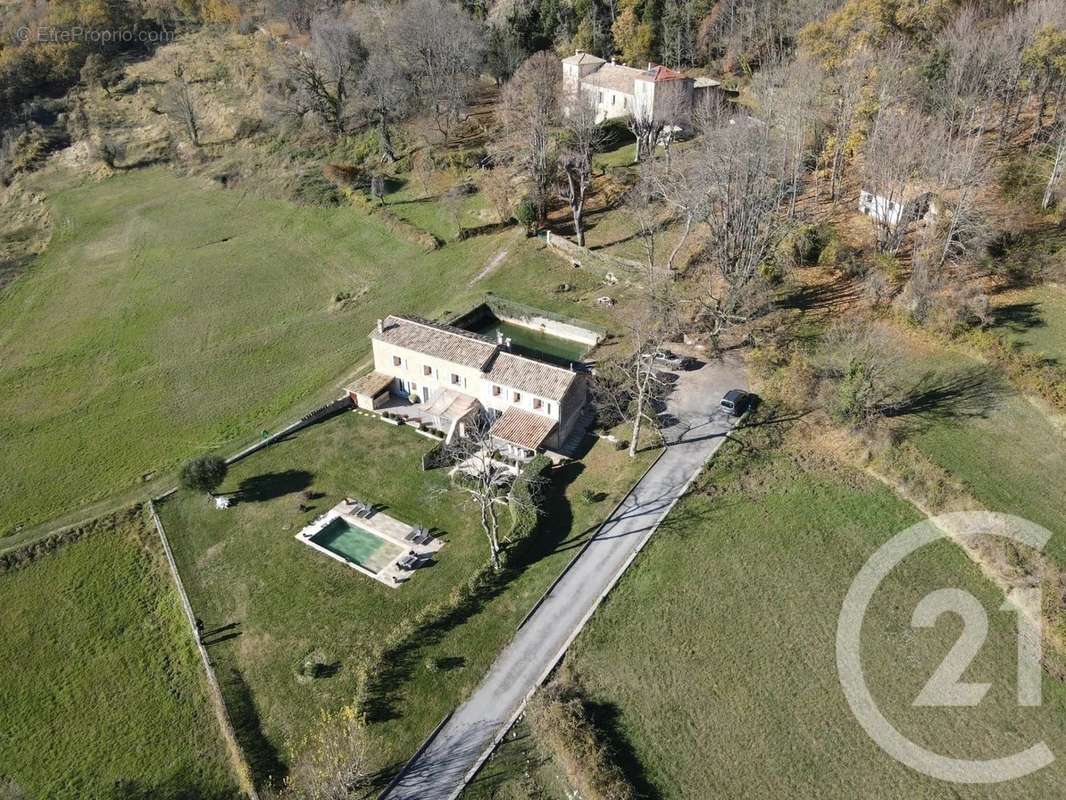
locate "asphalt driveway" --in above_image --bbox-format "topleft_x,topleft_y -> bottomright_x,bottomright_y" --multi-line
383,351 -> 748,800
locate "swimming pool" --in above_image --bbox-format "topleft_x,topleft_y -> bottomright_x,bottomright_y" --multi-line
309,517 -> 404,574
468,318 -> 590,363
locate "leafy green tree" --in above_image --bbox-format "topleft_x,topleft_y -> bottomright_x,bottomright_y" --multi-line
179,455 -> 227,496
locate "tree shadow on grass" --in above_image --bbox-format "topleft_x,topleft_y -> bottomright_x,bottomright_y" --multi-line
222,667 -> 286,788
882,365 -> 1010,432
585,699 -> 664,800
235,470 -> 313,504
989,301 -> 1045,336
359,463 -> 583,732
105,773 -> 237,800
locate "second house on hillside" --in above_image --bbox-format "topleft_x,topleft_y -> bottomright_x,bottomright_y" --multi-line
347,315 -> 588,459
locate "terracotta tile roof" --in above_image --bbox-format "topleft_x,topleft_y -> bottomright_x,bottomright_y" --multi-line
642,64 -> 684,82
346,371 -> 393,398
485,351 -> 578,401
563,51 -> 605,66
372,315 -> 497,370
489,406 -> 558,450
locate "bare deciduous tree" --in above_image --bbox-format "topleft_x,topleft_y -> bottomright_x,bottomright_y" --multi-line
593,172 -> 683,457
558,89 -> 603,246
753,54 -> 823,219
276,13 -> 366,135
495,51 -> 559,224
862,103 -> 933,254
358,48 -> 413,162
627,103 -> 664,164
161,63 -> 201,147
672,107 -> 792,342
1043,121 -> 1066,209
447,418 -> 542,569
391,0 -> 484,144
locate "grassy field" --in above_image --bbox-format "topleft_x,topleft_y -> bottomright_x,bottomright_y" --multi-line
383,180 -> 499,242
0,166 -> 625,537
158,408 -> 656,785
913,390 -> 1066,564
873,330 -> 1066,566
556,425 -> 1066,799
0,510 -> 237,799
990,284 -> 1066,364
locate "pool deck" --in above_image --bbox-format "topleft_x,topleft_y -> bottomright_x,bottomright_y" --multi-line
295,499 -> 443,588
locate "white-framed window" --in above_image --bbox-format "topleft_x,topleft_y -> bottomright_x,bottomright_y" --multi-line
393,356 -> 402,367
492,385 -> 501,396
513,391 -> 521,403
423,365 -> 432,376
533,398 -> 543,410
451,373 -> 460,385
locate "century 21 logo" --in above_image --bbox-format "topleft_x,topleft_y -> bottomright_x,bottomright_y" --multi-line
836,512 -> 1054,784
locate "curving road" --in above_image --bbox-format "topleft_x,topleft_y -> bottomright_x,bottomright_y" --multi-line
382,353 -> 748,800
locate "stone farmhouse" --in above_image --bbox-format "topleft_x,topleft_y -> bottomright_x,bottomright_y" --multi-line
561,50 -> 721,125
347,316 -> 587,457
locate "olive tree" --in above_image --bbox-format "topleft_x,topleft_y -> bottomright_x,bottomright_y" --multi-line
179,455 -> 228,496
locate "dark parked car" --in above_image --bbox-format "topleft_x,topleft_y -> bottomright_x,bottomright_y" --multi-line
720,389 -> 754,416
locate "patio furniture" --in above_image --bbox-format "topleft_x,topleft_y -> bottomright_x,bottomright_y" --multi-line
398,553 -> 420,570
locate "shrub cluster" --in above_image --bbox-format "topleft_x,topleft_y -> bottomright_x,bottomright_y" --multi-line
527,676 -> 636,800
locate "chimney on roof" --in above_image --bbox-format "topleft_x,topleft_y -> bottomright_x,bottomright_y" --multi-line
648,62 -> 653,70
376,319 -> 384,334
505,337 -> 512,351
496,330 -> 504,346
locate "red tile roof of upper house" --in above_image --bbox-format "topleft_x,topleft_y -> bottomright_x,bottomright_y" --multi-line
642,64 -> 685,82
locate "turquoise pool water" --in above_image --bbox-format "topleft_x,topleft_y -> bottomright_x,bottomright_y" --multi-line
310,518 -> 404,573
468,319 -> 589,363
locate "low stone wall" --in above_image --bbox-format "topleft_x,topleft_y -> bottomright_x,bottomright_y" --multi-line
227,396 -> 352,466
543,230 -> 644,274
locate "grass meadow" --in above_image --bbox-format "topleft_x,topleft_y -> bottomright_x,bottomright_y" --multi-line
0,510 -> 237,799
878,331 -> 1066,566
0,167 -> 620,537
990,284 -> 1066,364
158,409 -> 655,787
558,424 -> 1066,799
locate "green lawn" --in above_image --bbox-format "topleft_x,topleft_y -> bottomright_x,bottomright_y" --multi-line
559,426 -> 1066,799
990,285 -> 1066,365
0,511 -> 237,799
913,391 -> 1066,565
158,409 -> 656,786
879,333 -> 1066,566
0,167 -> 619,536
384,183 -> 499,242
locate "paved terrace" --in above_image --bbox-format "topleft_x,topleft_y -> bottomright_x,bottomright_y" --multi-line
382,353 -> 747,800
